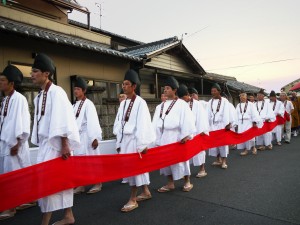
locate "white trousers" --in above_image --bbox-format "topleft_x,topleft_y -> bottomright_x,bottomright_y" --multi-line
282,116 -> 292,142
272,125 -> 283,142
209,145 -> 229,158
256,132 -> 272,146
160,160 -> 191,180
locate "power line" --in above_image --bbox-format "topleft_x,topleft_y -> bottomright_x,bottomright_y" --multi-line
206,58 -> 300,71
184,26 -> 209,41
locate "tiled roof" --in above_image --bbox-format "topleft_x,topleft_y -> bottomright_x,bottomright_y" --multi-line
205,73 -> 261,93
205,73 -> 237,81
121,37 -> 180,58
68,20 -> 144,46
0,17 -> 141,62
226,80 -> 261,93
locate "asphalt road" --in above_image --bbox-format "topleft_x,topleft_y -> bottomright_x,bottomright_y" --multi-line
1,136 -> 300,225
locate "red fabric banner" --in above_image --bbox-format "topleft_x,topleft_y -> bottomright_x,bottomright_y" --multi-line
0,117 -> 284,211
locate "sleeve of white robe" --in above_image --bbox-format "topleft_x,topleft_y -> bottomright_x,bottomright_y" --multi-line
86,101 -> 102,147
222,99 -> 231,127
113,108 -> 120,135
179,102 -> 196,140
250,102 -> 263,128
235,104 -> 240,124
195,102 -> 209,135
231,103 -> 238,127
152,104 -> 162,147
206,100 -> 212,127
135,100 -> 156,152
11,95 -> 30,146
48,87 -> 80,151
277,102 -> 285,117
114,104 -> 123,150
265,100 -> 276,122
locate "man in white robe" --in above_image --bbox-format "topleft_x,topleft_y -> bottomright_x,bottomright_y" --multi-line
73,77 -> 103,194
188,87 -> 208,110
248,93 -> 256,103
280,92 -> 294,143
255,89 -> 276,151
31,54 -> 80,225
183,86 -> 210,177
269,90 -> 285,146
235,92 -> 261,156
207,83 -> 231,169
114,69 -> 155,212
0,65 -> 33,220
153,77 -> 196,193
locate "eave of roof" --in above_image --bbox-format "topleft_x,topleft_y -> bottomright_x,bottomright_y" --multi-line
121,36 -> 179,57
0,17 -> 141,62
226,80 -> 261,93
205,73 -> 237,82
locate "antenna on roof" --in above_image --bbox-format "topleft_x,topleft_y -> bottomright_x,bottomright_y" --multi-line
95,3 -> 102,29
180,33 -> 188,41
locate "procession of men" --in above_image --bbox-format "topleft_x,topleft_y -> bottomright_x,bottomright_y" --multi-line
0,53 -> 299,225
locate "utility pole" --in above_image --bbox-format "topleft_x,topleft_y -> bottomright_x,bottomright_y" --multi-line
95,3 -> 102,29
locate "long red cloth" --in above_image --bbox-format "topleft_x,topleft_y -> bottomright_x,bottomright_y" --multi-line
0,117 -> 284,211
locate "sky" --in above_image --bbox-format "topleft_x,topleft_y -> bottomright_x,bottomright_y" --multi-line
69,0 -> 300,93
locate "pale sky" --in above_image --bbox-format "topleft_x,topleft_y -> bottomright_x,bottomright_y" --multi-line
69,0 -> 300,93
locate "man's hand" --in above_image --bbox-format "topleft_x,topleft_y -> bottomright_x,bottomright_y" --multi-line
141,147 -> 148,154
265,119 -> 271,122
10,142 -> 20,156
252,122 -> 257,128
116,148 -> 120,153
92,139 -> 98,150
61,137 -> 71,160
180,136 -> 189,144
200,132 -> 205,136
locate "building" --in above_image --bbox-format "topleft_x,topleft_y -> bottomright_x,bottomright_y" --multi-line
281,78 -> 300,94
0,0 -> 262,140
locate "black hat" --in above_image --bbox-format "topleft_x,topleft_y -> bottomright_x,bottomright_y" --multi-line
1,65 -> 23,85
177,84 -> 189,98
270,90 -> 276,97
124,69 -> 140,86
258,88 -> 265,95
239,89 -> 246,95
32,53 -> 55,75
248,93 -> 254,97
165,76 -> 179,89
211,83 -> 221,91
188,87 -> 198,95
74,77 -> 88,90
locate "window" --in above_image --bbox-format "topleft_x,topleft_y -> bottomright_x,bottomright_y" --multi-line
70,75 -> 121,100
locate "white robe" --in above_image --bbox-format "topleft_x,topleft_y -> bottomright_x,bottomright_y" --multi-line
207,97 -> 230,158
282,100 -> 294,142
229,102 -> 238,128
114,95 -> 155,187
236,102 -> 261,150
0,91 -> 31,174
269,100 -> 285,142
255,99 -> 276,146
199,100 -> 208,111
31,84 -> 80,213
189,100 -> 209,166
73,98 -> 102,155
152,99 -> 196,180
